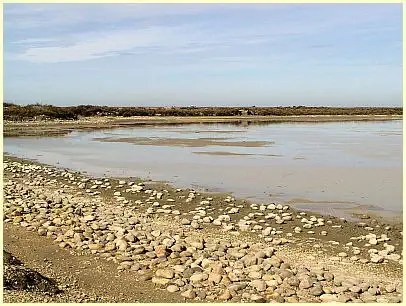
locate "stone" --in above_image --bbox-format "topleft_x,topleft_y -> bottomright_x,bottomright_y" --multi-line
208,273 -> 222,284
360,292 -> 377,302
88,243 -> 101,250
156,268 -> 174,279
248,271 -> 262,280
286,276 -> 300,287
155,246 -> 168,258
83,215 -> 95,222
139,273 -> 153,281
369,238 -> 378,245
181,289 -> 196,299
250,294 -> 266,302
152,277 -> 171,286
218,289 -> 232,301
386,253 -> 401,261
167,285 -> 179,293
319,294 -> 339,302
251,279 -> 266,292
309,286 -> 324,296
350,286 -> 362,293
151,230 -> 161,237
385,284 -> 396,293
299,277 -> 313,289
190,273 -> 206,283
337,293 -> 352,302
370,254 -> 384,263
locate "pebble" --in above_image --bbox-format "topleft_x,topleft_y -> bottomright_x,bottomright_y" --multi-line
167,285 -> 179,293
181,289 -> 196,299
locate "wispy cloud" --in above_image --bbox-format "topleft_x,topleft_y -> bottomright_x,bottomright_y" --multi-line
4,4 -> 401,70
14,26 -> 181,63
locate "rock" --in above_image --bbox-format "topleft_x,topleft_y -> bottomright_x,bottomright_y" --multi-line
181,289 -> 196,299
385,244 -> 395,253
267,204 -> 276,210
337,293 -> 352,302
190,273 -> 206,283
156,268 -> 174,279
376,297 -> 389,303
155,246 -> 168,258
167,285 -> 179,293
218,289 -> 232,301
152,277 -> 171,286
116,239 -> 128,252
385,284 -> 396,293
151,230 -> 161,238
367,287 -> 379,295
369,238 -> 378,245
191,221 -> 200,229
185,238 -> 204,250
228,250 -> 245,259
250,294 -> 266,302
386,253 -> 401,261
360,292 -> 377,302
3,251 -> 59,293
88,243 -> 101,250
370,254 -> 384,263
248,271 -> 262,280
299,277 -> 313,289
286,276 -> 300,287
208,273 -> 222,284
83,215 -> 95,222
350,286 -> 362,293
250,279 -> 266,292
323,272 -> 334,281
309,286 -> 324,296
338,252 -> 348,257
319,294 -> 339,302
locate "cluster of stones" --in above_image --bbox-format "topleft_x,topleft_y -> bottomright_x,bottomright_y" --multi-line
3,160 -> 403,303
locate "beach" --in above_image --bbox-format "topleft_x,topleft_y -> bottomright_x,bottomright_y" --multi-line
3,152 -> 403,303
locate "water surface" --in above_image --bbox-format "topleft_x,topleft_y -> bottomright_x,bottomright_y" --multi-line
4,120 -> 402,219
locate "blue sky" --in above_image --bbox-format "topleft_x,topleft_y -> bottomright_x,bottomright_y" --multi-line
4,4 -> 402,107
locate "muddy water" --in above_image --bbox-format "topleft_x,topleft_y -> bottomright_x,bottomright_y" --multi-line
4,120 -> 402,220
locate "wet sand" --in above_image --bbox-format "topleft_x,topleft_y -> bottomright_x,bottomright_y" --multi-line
93,136 -> 273,147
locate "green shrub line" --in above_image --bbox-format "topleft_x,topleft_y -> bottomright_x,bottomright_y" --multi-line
3,103 -> 402,121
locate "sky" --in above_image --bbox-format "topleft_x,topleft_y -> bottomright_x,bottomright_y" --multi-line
3,4 -> 403,107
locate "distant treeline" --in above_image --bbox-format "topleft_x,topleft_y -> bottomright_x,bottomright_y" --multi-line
3,103 -> 403,121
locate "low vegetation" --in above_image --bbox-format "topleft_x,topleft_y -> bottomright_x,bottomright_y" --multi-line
3,103 -> 402,121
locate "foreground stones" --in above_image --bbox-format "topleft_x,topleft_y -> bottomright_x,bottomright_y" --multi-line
2,159 -> 403,303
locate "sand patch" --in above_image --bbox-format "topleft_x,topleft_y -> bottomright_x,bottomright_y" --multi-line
93,136 -> 274,148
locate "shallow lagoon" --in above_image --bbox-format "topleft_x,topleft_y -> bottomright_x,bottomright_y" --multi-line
4,120 -> 402,220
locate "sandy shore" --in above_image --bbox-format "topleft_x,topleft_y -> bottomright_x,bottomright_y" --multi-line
2,155 -> 403,303
4,114 -> 402,137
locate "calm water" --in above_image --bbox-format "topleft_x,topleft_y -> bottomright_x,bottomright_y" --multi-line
4,120 -> 402,219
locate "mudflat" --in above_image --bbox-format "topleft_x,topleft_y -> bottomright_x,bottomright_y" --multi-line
93,136 -> 273,147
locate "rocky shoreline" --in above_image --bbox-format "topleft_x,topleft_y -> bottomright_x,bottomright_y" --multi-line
3,155 -> 403,303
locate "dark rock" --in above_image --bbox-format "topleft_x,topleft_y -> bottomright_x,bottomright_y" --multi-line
3,250 -> 60,294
